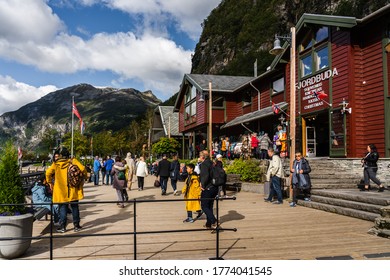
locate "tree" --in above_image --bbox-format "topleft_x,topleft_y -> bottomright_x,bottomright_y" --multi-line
152,137 -> 181,156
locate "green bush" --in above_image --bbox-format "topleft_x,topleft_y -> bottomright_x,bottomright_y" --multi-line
225,158 -> 264,183
0,141 -> 25,215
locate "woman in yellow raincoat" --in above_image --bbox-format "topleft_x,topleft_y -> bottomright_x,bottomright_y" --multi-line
181,163 -> 203,223
45,147 -> 87,233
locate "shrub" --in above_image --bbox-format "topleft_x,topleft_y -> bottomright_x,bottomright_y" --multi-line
225,158 -> 264,183
0,141 -> 25,215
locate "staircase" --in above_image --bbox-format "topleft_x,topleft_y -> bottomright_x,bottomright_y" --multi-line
294,158 -> 390,221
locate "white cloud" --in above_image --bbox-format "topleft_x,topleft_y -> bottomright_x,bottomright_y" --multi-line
0,0 -> 221,106
104,0 -> 221,39
0,0 -> 64,43
0,75 -> 58,115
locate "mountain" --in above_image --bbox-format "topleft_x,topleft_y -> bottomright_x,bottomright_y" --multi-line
0,83 -> 161,149
191,0 -> 389,76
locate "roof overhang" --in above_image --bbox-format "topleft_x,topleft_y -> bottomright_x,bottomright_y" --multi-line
221,102 -> 288,129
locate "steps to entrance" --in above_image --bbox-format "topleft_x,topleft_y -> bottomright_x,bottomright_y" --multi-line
297,189 -> 390,221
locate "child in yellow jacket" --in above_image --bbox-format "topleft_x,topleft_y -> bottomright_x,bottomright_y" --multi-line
181,163 -> 203,222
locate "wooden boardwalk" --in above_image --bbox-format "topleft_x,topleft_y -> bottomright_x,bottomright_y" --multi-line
21,175 -> 390,260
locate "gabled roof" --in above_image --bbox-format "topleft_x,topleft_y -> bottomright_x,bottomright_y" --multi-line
157,106 -> 181,137
174,74 -> 253,111
186,74 -> 253,93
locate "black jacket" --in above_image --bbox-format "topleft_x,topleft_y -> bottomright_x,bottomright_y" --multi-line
157,158 -> 170,177
363,152 -> 379,168
200,157 -> 213,188
169,159 -> 180,180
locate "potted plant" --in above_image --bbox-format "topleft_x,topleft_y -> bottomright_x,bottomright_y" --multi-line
0,141 -> 33,259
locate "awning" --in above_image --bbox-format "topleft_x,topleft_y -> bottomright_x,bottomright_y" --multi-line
220,102 -> 288,129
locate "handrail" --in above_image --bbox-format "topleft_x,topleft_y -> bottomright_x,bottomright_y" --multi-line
0,196 -> 237,260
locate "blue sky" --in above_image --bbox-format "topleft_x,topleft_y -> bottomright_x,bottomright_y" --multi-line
0,0 -> 221,114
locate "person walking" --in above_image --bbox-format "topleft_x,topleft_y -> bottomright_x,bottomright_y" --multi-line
101,159 -> 106,185
93,156 -> 100,186
290,152 -> 312,207
111,156 -> 127,208
259,132 -> 272,160
135,156 -> 148,191
251,132 -> 259,159
215,154 -> 227,198
156,154 -> 170,195
182,163 -> 202,223
125,152 -> 135,191
199,150 -> 219,230
170,154 -> 181,195
104,155 -> 114,185
360,144 -> 386,192
264,147 -> 284,204
45,147 -> 87,233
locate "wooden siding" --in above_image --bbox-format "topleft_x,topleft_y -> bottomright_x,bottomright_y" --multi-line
352,23 -> 385,156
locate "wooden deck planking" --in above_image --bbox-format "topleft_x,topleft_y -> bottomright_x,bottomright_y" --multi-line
20,175 -> 390,260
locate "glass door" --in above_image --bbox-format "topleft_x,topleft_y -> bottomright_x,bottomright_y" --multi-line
306,126 -> 316,157
330,109 -> 346,157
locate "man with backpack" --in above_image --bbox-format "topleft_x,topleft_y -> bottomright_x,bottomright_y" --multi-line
199,150 -> 219,230
45,147 -> 87,233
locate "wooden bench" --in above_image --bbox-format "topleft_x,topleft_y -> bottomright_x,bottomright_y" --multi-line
225,173 -> 242,192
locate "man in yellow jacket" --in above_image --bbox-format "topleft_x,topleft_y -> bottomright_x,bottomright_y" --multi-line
46,147 -> 87,233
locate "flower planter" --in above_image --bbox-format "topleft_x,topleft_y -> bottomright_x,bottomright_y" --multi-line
0,213 -> 33,259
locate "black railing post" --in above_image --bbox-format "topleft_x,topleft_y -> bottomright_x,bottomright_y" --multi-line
133,199 -> 137,260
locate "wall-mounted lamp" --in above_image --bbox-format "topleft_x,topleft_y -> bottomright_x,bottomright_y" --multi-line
340,98 -> 352,114
269,34 -> 292,56
198,92 -> 205,102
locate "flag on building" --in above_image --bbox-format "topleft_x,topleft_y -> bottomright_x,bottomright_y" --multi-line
313,90 -> 328,100
272,102 -> 280,114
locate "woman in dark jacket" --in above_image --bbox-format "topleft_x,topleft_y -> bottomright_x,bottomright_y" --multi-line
290,152 -> 311,207
361,144 -> 385,192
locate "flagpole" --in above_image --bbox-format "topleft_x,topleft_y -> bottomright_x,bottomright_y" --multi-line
71,95 -> 74,157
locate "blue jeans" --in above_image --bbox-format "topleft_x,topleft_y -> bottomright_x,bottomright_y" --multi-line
106,170 -> 112,185
160,176 -> 168,192
201,186 -> 219,226
93,172 -> 99,185
267,176 -> 283,203
171,179 -> 177,191
59,202 -> 80,227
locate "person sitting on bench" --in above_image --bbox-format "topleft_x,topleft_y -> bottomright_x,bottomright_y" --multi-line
31,174 -> 59,223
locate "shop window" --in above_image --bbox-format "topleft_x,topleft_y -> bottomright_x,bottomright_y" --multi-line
184,85 -> 197,121
315,27 -> 328,42
272,77 -> 284,94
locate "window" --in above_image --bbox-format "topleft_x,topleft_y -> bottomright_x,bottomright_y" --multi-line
315,27 -> 328,42
316,47 -> 328,70
272,77 -> 284,94
184,85 -> 197,121
212,97 -> 224,107
301,55 -> 312,77
299,27 -> 329,77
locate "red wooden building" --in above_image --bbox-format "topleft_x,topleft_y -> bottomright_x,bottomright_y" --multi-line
174,5 -> 390,158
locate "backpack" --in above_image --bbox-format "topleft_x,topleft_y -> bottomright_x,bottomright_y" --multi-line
68,162 -> 84,188
212,164 -> 227,187
117,170 -> 126,180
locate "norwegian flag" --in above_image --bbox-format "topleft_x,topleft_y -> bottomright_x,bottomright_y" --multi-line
72,101 -> 82,121
313,90 -> 328,100
80,120 -> 85,135
18,146 -> 22,160
272,102 -> 280,114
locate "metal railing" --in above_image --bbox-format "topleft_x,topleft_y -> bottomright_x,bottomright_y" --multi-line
0,196 -> 237,260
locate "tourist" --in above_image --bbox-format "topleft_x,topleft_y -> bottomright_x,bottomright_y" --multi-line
170,154 -> 181,195
156,154 -> 170,195
182,163 -> 203,223
135,156 -> 148,191
264,147 -> 284,204
361,144 -> 385,192
111,156 -> 127,208
290,152 -> 312,207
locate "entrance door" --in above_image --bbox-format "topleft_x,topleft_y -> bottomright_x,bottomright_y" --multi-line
306,126 -> 316,157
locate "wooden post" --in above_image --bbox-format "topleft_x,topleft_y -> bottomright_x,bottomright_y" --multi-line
208,82 -> 213,153
289,26 -> 296,199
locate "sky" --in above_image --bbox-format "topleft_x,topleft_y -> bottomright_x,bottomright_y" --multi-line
0,0 -> 222,115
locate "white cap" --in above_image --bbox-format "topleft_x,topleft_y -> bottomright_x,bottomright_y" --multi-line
216,154 -> 222,159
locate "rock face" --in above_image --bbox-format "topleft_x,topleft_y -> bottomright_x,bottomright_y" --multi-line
0,83 -> 161,149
